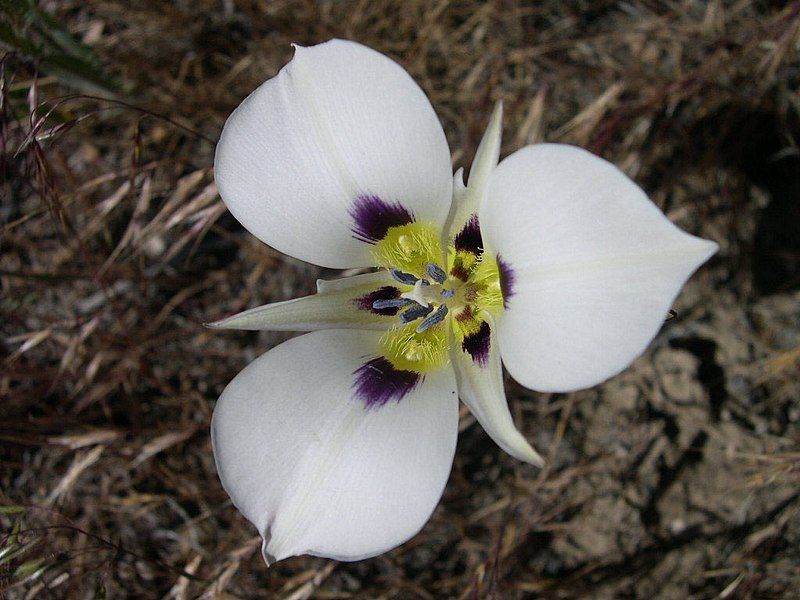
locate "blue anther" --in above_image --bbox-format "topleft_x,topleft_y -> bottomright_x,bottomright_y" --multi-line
372,298 -> 414,310
440,288 -> 456,299
390,269 -> 418,285
416,304 -> 448,333
399,303 -> 433,324
426,262 -> 447,283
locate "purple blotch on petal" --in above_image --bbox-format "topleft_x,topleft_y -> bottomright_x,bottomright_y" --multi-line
497,254 -> 515,308
462,320 -> 491,367
354,286 -> 403,316
454,214 -> 483,255
350,195 -> 414,243
353,357 -> 421,408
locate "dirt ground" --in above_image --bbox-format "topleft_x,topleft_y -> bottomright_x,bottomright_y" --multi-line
2,1 -> 799,598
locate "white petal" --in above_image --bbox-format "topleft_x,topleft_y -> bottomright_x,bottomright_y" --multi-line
451,315 -> 544,466
481,144 -> 718,392
211,329 -> 458,563
208,271 -> 399,331
215,39 -> 452,268
444,102 -> 503,246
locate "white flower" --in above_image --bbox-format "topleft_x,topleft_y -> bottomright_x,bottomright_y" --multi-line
210,39 -> 717,565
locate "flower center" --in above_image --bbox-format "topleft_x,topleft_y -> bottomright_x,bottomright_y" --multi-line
371,222 -> 504,374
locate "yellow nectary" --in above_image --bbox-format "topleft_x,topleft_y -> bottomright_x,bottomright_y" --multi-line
372,222 -> 442,277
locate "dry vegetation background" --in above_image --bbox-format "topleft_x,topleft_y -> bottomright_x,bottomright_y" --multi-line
2,0 -> 799,598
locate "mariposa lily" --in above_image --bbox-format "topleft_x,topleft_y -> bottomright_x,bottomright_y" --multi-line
209,39 -> 717,565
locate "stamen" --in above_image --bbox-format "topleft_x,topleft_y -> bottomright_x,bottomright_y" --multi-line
441,288 -> 456,299
399,303 -> 433,324
372,298 -> 414,310
416,304 -> 448,333
391,269 -> 418,285
425,262 -> 447,283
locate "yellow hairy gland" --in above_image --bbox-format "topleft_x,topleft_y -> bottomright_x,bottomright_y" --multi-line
470,254 -> 504,315
380,323 -> 449,373
447,246 -> 480,281
372,222 -> 442,278
451,305 -> 483,340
